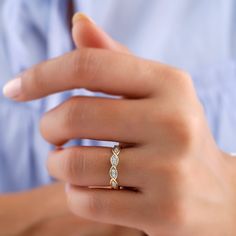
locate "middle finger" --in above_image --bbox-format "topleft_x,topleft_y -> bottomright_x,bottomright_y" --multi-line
40,96 -> 147,146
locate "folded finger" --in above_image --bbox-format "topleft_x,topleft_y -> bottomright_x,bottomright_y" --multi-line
40,96 -> 147,145
66,185 -> 144,230
47,146 -> 146,188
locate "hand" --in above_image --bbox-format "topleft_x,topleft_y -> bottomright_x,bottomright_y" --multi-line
0,183 -> 69,236
0,183 -> 83,236
3,13 -> 236,235
25,213 -> 141,236
0,183 -> 141,236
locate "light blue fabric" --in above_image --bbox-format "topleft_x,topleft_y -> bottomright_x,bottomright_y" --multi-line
0,0 -> 235,192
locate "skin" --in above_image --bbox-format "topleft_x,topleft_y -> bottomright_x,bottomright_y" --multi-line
0,183 -> 87,236
0,14 -> 142,236
4,14 -> 236,235
0,183 -> 68,236
0,183 -> 140,236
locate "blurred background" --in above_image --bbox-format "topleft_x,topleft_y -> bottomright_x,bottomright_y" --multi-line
0,0 -> 10,85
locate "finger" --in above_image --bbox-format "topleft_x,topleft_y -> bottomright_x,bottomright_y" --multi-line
72,13 -> 130,53
3,47 -> 158,101
71,13 -> 132,153
71,13 -> 131,151
47,146 -> 146,188
66,185 -> 144,230
40,96 -> 147,145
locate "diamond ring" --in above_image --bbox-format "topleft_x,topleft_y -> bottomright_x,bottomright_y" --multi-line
109,145 -> 121,189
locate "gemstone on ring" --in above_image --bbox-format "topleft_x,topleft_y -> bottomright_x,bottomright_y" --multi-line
110,178 -> 118,189
109,145 -> 121,189
113,146 -> 120,154
110,154 -> 119,166
110,166 -> 118,179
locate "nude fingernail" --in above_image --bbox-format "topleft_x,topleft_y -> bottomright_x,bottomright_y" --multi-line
2,77 -> 22,99
72,12 -> 95,25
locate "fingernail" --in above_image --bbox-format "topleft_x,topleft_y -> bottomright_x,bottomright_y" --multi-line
3,77 -> 22,99
72,12 -> 95,26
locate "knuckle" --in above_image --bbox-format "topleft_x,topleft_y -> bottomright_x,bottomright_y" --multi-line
148,107 -> 200,153
73,150 -> 87,183
63,148 -> 87,184
62,97 -> 79,131
70,49 -> 82,77
71,48 -> 100,85
173,69 -> 191,81
61,150 -> 75,180
158,67 -> 193,94
168,112 -> 199,146
62,97 -> 89,131
172,69 -> 194,93
61,149 -> 79,181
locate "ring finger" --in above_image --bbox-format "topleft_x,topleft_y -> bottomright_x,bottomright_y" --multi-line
47,145 -> 147,189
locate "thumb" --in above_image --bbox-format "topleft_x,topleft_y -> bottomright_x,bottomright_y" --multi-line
72,13 -> 129,53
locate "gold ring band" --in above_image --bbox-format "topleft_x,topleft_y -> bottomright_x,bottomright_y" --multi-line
109,145 -> 120,189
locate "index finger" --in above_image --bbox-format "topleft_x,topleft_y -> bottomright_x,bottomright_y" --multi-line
3,48 -> 160,101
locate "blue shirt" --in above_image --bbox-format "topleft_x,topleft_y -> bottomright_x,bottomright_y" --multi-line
0,0 -> 236,192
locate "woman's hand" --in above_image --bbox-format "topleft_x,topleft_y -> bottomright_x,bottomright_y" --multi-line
26,212 -> 141,236
3,13 -> 236,235
0,182 -> 140,236
23,186 -> 141,236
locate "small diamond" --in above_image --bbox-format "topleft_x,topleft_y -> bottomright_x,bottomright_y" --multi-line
110,179 -> 118,189
113,146 -> 120,155
110,154 -> 119,166
110,166 -> 118,179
